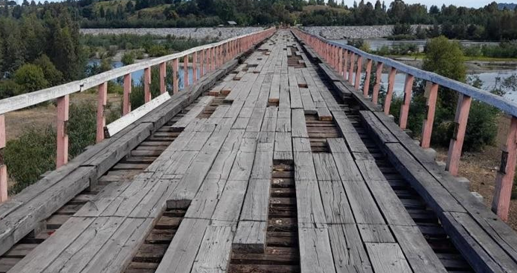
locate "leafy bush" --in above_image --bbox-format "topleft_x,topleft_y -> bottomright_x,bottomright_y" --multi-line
121,51 -> 135,65
13,64 -> 49,94
6,101 -> 121,194
5,126 -> 56,193
147,45 -> 169,57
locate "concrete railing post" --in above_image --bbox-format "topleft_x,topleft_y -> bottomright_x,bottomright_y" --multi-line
96,82 -> 107,143
56,95 -> 69,168
446,94 -> 472,176
144,67 -> 151,102
384,67 -> 397,115
172,59 -> 179,94
363,59 -> 373,98
399,74 -> 414,130
348,54 -> 355,85
200,49 -> 205,78
123,74 -> 131,115
0,115 -> 6,203
159,62 -> 166,94
354,56 -> 363,90
193,51 -> 198,84
493,116 -> 517,221
343,50 -> 349,79
183,55 -> 189,88
372,62 -> 383,105
421,82 -> 439,149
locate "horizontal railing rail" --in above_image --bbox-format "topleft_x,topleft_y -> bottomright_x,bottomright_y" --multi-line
0,27 -> 276,203
293,28 -> 517,222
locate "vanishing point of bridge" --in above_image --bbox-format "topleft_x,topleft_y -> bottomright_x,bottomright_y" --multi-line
0,29 -> 517,273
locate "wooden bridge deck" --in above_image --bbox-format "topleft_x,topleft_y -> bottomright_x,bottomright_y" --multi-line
1,30 -> 517,273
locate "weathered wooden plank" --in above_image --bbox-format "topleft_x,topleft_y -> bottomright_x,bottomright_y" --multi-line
41,217 -> 122,273
355,159 -> 415,226
318,181 -> 354,224
296,179 -> 326,228
6,217 -> 94,273
276,107 -> 291,132
274,132 -> 293,161
212,180 -> 248,223
313,153 -> 341,181
269,74 -> 280,103
359,110 -> 399,144
300,88 -> 317,114
168,127 -> 231,208
328,224 -> 373,273
240,179 -> 270,222
288,68 -> 303,109
261,106 -> 278,132
299,227 -> 336,273
191,225 -> 233,273
391,225 -> 448,273
233,221 -> 267,253
172,96 -> 214,129
291,109 -> 308,138
384,143 -> 465,214
155,219 -> 209,273
365,243 -> 412,273
0,166 -> 96,256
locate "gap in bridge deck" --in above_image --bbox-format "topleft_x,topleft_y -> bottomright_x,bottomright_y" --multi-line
229,161 -> 301,273
0,100 -> 193,272
305,113 -> 341,153
124,207 -> 188,273
331,84 -> 474,272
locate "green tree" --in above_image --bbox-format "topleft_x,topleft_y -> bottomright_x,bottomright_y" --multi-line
13,63 -> 48,94
420,36 -> 496,151
33,54 -> 63,86
423,36 -> 466,82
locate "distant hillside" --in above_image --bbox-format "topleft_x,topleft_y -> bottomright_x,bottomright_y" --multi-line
498,3 -> 517,9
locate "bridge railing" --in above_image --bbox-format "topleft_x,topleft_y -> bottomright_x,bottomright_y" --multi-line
0,27 -> 276,203
293,28 -> 517,222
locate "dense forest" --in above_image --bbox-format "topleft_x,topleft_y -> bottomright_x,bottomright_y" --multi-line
72,0 -> 517,41
0,3 -> 84,98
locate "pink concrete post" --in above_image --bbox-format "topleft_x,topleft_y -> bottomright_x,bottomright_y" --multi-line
183,55 -> 189,88
172,59 -> 179,94
193,51 -> 198,84
384,67 -> 397,115
338,48 -> 343,76
123,74 -> 131,115
348,54 -> 355,85
0,115 -> 6,203
200,49 -> 205,77
354,56 -> 363,89
144,67 -> 151,103
492,116 -> 517,221
399,74 -> 414,130
363,59 -> 373,98
96,82 -> 107,143
334,46 -> 339,69
372,62 -> 383,105
159,62 -> 166,94
56,95 -> 69,168
446,94 -> 472,176
421,82 -> 439,149
211,47 -> 215,71
343,50 -> 349,79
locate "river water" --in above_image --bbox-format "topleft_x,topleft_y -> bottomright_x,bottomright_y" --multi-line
332,40 -> 517,102
87,60 -> 196,90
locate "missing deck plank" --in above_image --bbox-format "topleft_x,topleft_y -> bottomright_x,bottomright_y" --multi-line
305,114 -> 341,153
